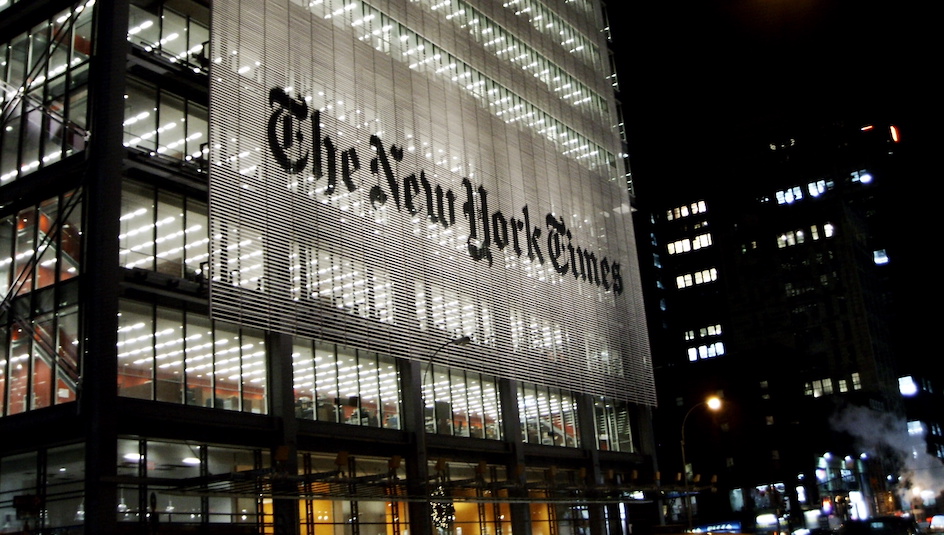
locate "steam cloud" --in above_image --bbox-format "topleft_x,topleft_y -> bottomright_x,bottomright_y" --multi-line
830,405 -> 944,511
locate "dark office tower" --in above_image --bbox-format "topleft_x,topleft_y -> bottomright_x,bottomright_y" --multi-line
635,117 -> 933,532
0,0 -> 659,534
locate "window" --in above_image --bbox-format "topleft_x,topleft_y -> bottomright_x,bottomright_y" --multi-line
518,382 -> 580,447
666,233 -> 712,255
120,181 -> 209,279
593,397 -> 635,452
687,341 -> 725,361
116,300 -> 267,413
701,324 -> 722,337
0,2 -> 93,185
0,194 -> 82,418
777,229 -> 805,248
778,223 -> 834,249
666,200 -> 707,221
684,324 -> 723,361
808,180 -> 824,197
427,364 -> 502,439
0,191 -> 82,297
907,421 -> 925,437
115,438 -> 266,524
668,238 -> 691,255
806,378 -> 835,398
123,78 -> 208,166
775,186 -> 803,205
851,170 -> 872,184
128,3 -> 210,74
676,268 -> 717,289
291,248 -> 396,323
293,339 -> 403,430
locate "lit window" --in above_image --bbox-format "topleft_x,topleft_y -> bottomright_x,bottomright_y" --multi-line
775,186 -> 803,205
907,421 -> 925,437
890,125 -> 900,142
683,267 -> 718,286
666,200 -> 707,221
851,170 -> 872,184
693,233 -> 712,249
687,341 -> 725,361
667,233 -> 712,255
899,376 -> 918,396
873,249 -> 889,265
808,179 -> 827,197
810,378 -> 833,398
812,380 -> 823,397
851,372 -> 861,390
667,238 -> 691,255
699,324 -> 722,337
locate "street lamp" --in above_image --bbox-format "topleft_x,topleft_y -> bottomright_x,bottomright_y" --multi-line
423,335 -> 471,390
419,335 -> 470,535
680,396 -> 722,530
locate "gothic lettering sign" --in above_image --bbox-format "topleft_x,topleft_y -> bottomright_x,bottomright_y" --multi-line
208,0 -> 656,403
266,88 -> 625,294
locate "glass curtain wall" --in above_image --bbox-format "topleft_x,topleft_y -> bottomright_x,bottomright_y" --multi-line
594,398 -> 636,453
517,382 -> 581,447
119,179 -> 209,279
424,364 -> 503,439
0,192 -> 82,418
128,1 -> 210,73
116,299 -> 267,413
116,437 -> 267,526
292,339 -> 402,429
122,77 -> 208,165
297,452 -> 407,534
0,444 -> 84,533
444,461 -> 513,535
0,1 -> 93,185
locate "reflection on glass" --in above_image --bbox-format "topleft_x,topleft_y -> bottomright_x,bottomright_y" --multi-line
116,300 -> 266,414
518,382 -> 580,447
292,339 -> 402,428
425,365 -> 502,439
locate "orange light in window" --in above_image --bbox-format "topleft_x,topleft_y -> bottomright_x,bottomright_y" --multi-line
890,125 -> 900,142
860,125 -> 874,132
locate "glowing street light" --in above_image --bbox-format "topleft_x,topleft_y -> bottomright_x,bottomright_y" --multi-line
680,396 -> 722,530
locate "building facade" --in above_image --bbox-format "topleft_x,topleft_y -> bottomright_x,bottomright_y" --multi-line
635,118 -> 929,532
0,0 -> 660,534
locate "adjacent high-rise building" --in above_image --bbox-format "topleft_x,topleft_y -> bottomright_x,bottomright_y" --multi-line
0,0 -> 660,534
635,116 -> 934,532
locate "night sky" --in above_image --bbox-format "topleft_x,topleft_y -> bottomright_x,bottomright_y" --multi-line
607,0 -> 930,200
607,0 -> 931,369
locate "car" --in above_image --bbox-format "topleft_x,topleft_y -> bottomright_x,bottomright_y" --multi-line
929,515 -> 944,533
838,516 -> 922,535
